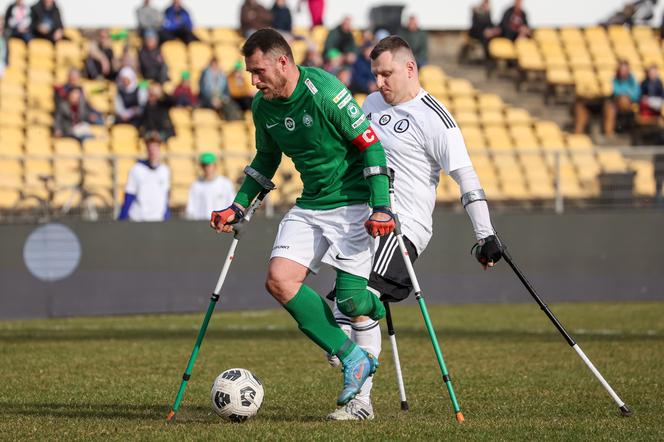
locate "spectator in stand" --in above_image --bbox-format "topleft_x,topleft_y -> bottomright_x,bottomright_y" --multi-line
323,48 -> 344,75
468,0 -> 502,57
30,0 -> 63,42
227,61 -> 254,112
84,29 -> 118,81
324,16 -> 357,63
398,15 -> 428,67
185,152 -> 235,220
54,67 -> 82,105
298,0 -> 324,28
349,41 -> 376,94
605,60 -> 641,137
160,0 -> 198,44
54,87 -> 102,141
118,132 -> 171,222
240,0 -> 273,39
172,70 -> 197,107
139,29 -> 168,83
115,66 -> 148,127
499,0 -> 531,41
272,0 -> 292,37
136,0 -> 162,38
336,66 -> 351,88
302,45 -> 323,67
637,65 -> 664,124
199,57 -> 242,120
141,83 -> 175,140
4,0 -> 32,42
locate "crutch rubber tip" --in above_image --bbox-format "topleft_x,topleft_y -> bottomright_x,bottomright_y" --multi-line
166,410 -> 176,422
400,401 -> 409,412
619,405 -> 633,417
455,411 -> 465,423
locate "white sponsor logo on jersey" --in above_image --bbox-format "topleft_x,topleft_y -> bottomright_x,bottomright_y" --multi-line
285,117 -> 295,131
338,94 -> 352,109
303,113 -> 313,127
304,78 -> 318,95
351,114 -> 366,129
266,122 -> 279,129
333,88 -> 348,104
347,103 -> 360,118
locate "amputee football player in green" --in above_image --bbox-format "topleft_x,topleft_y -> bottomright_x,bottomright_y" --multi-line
210,28 -> 396,408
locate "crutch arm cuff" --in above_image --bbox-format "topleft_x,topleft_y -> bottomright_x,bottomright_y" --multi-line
460,189 -> 487,208
244,166 -> 276,191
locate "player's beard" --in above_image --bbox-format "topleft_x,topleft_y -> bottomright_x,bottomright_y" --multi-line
262,75 -> 288,100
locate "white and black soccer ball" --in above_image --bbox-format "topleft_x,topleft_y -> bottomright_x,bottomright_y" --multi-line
210,368 -> 264,422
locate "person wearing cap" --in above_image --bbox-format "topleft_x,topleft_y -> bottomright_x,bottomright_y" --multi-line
185,152 -> 235,220
118,133 -> 171,221
173,70 -> 197,107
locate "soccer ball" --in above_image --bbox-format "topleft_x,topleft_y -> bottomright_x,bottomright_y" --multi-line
210,368 -> 264,422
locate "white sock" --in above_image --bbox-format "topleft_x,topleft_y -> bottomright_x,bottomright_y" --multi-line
333,303 -> 352,339
352,317 -> 381,405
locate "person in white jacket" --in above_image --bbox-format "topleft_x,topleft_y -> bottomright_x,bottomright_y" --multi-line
186,152 -> 235,220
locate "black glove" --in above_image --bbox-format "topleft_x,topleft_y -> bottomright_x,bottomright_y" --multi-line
471,235 -> 504,267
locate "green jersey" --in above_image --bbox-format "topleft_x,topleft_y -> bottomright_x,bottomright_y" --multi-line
235,66 -> 389,210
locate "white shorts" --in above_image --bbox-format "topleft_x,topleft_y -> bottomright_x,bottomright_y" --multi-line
270,204 -> 376,279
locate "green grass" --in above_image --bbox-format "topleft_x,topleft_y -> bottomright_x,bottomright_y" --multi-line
1,302 -> 663,441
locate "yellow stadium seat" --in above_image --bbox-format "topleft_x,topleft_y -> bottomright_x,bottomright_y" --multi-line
420,65 -> 446,83
477,94 -> 504,112
162,40 -> 188,70
454,110 -> 479,128
24,159 -> 53,186
354,94 -> 367,108
167,136 -> 194,154
51,188 -> 82,209
596,149 -> 627,172
170,185 -> 190,207
632,25 -> 654,42
489,38 -> 516,62
291,39 -> 308,65
193,27 -> 212,43
211,28 -> 242,45
559,27 -> 585,44
195,127 -> 222,147
1,67 -> 26,84
222,121 -> 249,151
192,108 -> 220,128
584,26 -> 609,43
0,78 -> 26,98
53,137 -> 82,156
8,37 -> 27,57
0,159 -> 22,187
566,134 -> 593,151
82,159 -> 113,188
25,127 -> 52,155
55,40 -> 82,67
170,108 -> 192,129
0,109 -> 25,128
0,96 -> 26,113
28,38 -> 54,58
505,107 -> 533,125
54,158 -> 81,186
451,96 -> 476,112
169,158 -> 197,186
0,189 -> 20,208
461,126 -> 485,150
215,43 -> 243,72
630,159 -> 655,196
188,41 -> 213,72
534,28 -> 560,44
446,78 -> 475,97
546,67 -> 573,86
25,109 -> 54,127
479,109 -> 504,126
518,49 -> 545,71
111,125 -> 139,156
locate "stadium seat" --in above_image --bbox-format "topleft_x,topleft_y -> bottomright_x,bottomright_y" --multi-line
596,149 -> 628,172
169,108 -> 192,129
162,40 -> 188,72
55,40 -> 82,67
82,159 -> 113,188
222,121 -> 249,152
477,94 -> 504,112
0,159 -> 22,187
193,27 -> 212,43
629,159 -> 655,196
446,78 -> 475,97
192,108 -> 220,128
0,109 -> 25,128
170,185 -> 190,207
566,134 -> 593,151
167,136 -> 195,154
24,159 -> 53,186
54,159 -> 82,186
451,96 -> 476,112
24,127 -> 52,155
188,41 -> 213,72
195,127 -> 222,149
54,138 -> 82,156
169,158 -> 197,186
489,38 -> 516,61
0,188 -> 20,208
505,107 -> 533,125
26,109 -> 54,127
214,43 -> 243,72
211,27 -> 242,45
111,125 -> 139,155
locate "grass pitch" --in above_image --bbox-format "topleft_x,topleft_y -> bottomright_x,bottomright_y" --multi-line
1,302 -> 663,441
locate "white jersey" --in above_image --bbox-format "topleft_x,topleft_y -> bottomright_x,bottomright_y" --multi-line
363,88 -> 472,253
185,176 -> 236,220
125,160 -> 171,221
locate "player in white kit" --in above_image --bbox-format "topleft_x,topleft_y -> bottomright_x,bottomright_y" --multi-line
327,36 -> 504,420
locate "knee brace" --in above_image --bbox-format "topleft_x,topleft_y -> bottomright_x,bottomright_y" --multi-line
335,270 -> 384,319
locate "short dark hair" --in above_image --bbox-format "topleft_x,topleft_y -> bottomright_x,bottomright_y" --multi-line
370,35 -> 414,61
242,28 -> 294,62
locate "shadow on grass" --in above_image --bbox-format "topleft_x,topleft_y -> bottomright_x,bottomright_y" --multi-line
0,401 -> 209,421
0,401 -> 325,423
0,328 -> 661,343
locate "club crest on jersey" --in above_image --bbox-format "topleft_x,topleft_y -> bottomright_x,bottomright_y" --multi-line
379,115 -> 391,126
284,117 -> 295,131
394,118 -> 410,133
346,103 -> 360,118
302,113 -> 313,127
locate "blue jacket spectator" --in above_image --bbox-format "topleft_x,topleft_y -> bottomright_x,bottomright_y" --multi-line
639,65 -> 664,117
271,0 -> 292,34
199,57 -> 242,120
350,42 -> 377,94
159,0 -> 198,44
613,71 -> 641,102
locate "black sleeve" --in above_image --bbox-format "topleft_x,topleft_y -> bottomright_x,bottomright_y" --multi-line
4,5 -> 12,31
29,5 -> 39,34
54,6 -> 63,30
